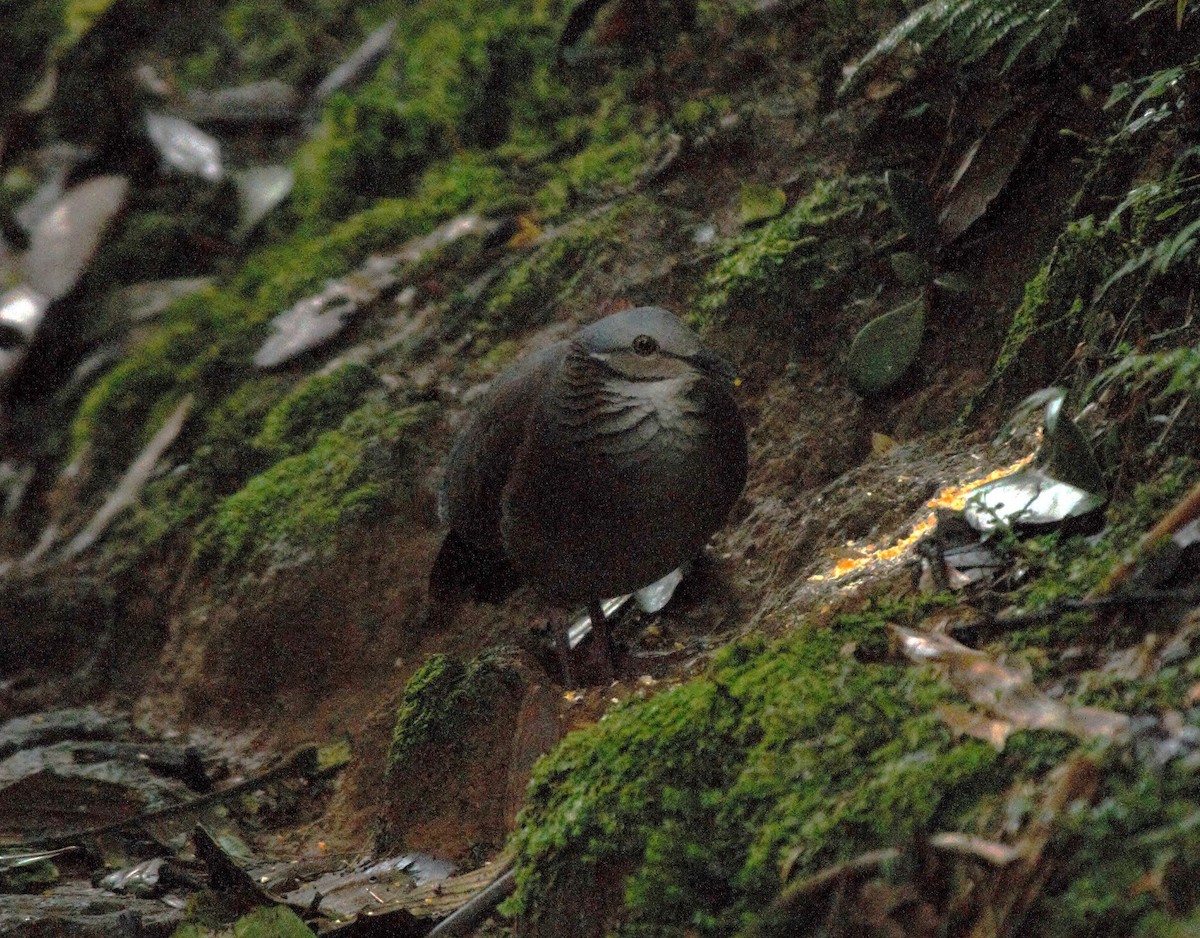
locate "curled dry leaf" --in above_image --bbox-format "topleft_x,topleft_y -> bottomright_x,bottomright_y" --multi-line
892,624 -> 1130,743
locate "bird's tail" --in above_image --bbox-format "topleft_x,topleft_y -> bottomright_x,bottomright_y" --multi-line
429,529 -> 520,604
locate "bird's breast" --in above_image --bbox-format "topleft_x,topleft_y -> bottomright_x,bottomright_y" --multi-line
501,371 -> 746,602
557,375 -> 704,456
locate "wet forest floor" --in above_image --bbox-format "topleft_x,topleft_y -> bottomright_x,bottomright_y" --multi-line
3,0 -> 1200,935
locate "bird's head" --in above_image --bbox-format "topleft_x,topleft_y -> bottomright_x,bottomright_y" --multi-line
575,306 -> 739,385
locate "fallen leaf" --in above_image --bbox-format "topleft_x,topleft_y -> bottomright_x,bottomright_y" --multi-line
847,296 -> 926,396
893,624 -> 1130,742
740,183 -> 788,226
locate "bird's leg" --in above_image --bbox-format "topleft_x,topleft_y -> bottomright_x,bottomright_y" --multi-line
551,610 -> 577,689
588,600 -> 615,684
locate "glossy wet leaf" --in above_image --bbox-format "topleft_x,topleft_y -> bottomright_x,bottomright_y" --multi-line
963,469 -> 1105,533
313,17 -> 400,106
566,566 -> 686,648
254,286 -> 364,369
21,175 -> 129,300
634,566 -> 684,613
0,847 -> 78,870
885,170 -> 939,255
144,112 -> 223,182
0,286 -> 49,344
234,165 -> 294,239
740,184 -> 787,226
98,858 -> 166,897
846,296 -> 926,396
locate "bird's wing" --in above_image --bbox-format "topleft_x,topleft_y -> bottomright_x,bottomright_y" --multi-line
438,342 -> 566,555
430,343 -> 565,603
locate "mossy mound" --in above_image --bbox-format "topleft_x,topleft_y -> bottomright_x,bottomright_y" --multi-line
196,400 -> 432,571
482,196 -> 667,336
253,363 -> 380,460
507,610 -> 1037,936
388,650 -> 523,774
287,0 -> 563,224
171,904 -> 316,938
697,175 -> 886,337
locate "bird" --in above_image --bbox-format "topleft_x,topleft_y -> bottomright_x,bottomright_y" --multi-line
429,306 -> 747,683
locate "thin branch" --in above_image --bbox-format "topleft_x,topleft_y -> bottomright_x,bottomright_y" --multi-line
1093,477 -> 1200,596
950,586 -> 1200,641
425,866 -> 516,937
10,745 -> 320,849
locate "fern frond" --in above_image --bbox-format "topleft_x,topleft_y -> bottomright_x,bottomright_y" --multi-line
841,0 -> 1076,96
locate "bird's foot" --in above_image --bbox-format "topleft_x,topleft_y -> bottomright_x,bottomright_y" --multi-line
547,603 -> 619,688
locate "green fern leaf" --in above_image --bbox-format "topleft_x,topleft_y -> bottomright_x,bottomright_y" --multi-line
841,0 -> 1076,97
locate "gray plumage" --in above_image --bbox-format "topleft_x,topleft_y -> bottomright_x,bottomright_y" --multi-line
430,306 -> 747,633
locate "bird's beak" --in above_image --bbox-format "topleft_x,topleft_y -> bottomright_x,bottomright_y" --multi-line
689,349 -> 741,387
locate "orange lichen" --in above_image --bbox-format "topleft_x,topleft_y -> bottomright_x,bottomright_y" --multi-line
809,453 -> 1036,583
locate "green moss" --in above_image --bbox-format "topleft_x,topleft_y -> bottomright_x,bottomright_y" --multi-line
984,216 -> 1117,402
485,198 -> 657,333
510,583 -> 1187,936
193,378 -> 291,488
196,400 -> 432,570
507,621 -> 1015,936
1028,752 -> 1200,938
69,164 -> 498,484
254,364 -> 380,460
534,127 -> 651,219
388,651 -> 521,774
670,94 -> 732,137
70,285 -> 255,472
170,904 -> 317,938
697,174 -> 885,337
288,0 -> 559,224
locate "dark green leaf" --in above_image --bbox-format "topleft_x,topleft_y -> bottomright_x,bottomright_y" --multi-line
889,251 -> 932,285
847,296 -> 926,396
1042,395 -> 1106,497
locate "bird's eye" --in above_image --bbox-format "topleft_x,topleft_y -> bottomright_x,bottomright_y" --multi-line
632,334 -> 658,356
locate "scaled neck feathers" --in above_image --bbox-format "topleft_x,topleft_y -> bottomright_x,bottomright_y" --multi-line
550,341 -> 704,451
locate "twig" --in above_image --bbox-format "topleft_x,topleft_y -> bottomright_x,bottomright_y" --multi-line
949,586 -> 1200,641
770,832 -> 1019,922
971,756 -> 1101,938
11,745 -> 320,849
771,848 -> 900,919
425,866 -> 516,937
1093,477 -> 1200,596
